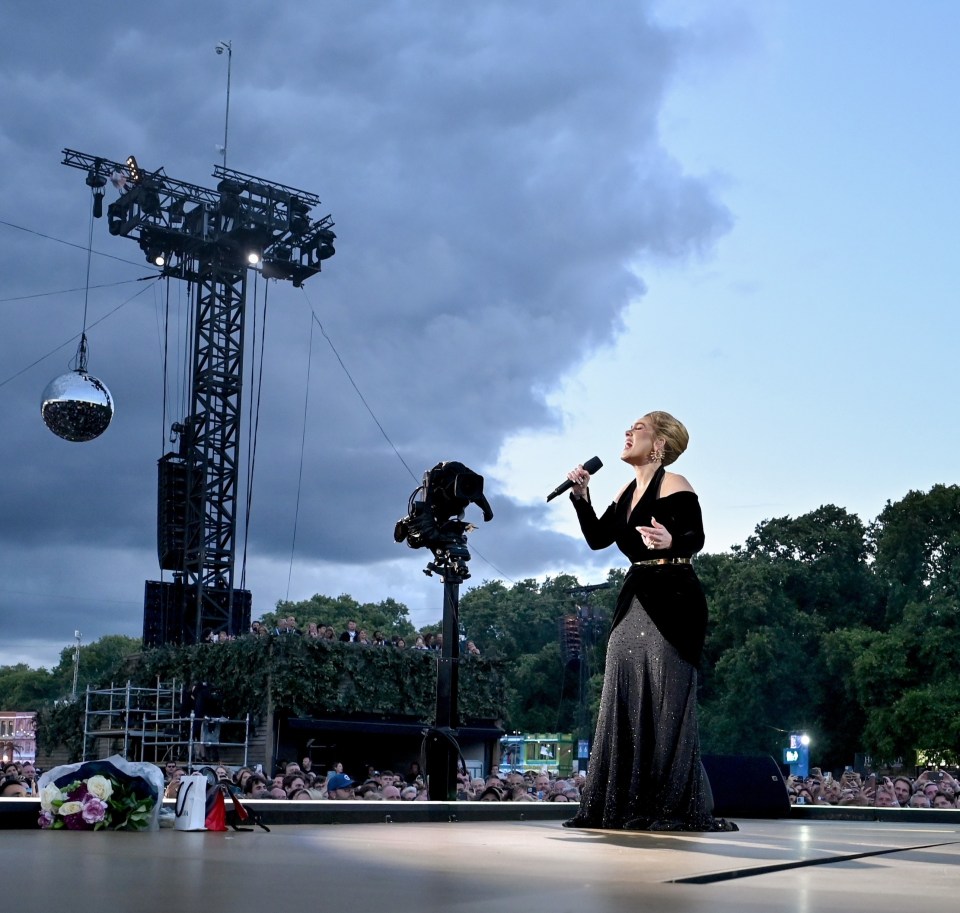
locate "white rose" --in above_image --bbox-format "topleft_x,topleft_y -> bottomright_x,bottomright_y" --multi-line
58,801 -> 83,816
40,782 -> 63,811
85,775 -> 114,801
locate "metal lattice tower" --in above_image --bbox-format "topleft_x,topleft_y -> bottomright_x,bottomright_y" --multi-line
62,150 -> 335,643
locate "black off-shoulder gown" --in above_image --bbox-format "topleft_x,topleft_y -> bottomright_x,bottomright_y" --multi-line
565,466 -> 735,831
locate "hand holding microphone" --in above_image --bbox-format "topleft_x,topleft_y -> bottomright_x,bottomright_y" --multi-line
546,456 -> 603,502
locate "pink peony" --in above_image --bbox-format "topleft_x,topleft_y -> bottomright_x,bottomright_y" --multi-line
81,795 -> 108,825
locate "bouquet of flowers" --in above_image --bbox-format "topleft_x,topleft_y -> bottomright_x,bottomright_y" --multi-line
37,755 -> 164,831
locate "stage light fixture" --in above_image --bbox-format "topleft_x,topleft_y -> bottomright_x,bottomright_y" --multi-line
246,251 -> 261,266
288,197 -> 310,234
126,155 -> 142,184
86,168 -> 107,218
141,186 -> 162,216
107,201 -> 123,235
140,236 -> 167,267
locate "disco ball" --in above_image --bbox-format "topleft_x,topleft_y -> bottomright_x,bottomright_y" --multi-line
41,370 -> 114,442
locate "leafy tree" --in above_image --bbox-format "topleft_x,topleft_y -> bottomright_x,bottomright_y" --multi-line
268,594 -> 417,640
0,664 -> 57,710
698,506 -> 880,767
459,573 -> 615,733
740,505 -> 881,629
870,484 -> 960,622
49,635 -> 142,698
20,484 -> 960,772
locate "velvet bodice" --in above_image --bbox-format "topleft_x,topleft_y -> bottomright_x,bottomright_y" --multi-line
571,465 -> 705,562
570,466 -> 709,667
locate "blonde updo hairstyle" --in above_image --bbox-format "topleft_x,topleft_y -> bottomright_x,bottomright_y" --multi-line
645,411 -> 689,466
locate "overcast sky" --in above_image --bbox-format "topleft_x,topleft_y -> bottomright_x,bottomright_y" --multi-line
2,1 -> 957,670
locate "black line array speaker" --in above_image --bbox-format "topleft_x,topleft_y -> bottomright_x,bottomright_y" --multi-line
157,454 -> 192,571
702,754 -> 791,818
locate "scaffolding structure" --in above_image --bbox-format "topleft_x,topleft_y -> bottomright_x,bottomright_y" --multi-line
62,149 -> 335,645
82,680 -> 249,769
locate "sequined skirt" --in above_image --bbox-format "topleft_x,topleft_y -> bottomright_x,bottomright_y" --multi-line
566,597 -> 733,831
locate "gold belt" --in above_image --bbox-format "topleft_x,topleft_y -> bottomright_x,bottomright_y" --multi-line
633,558 -> 692,566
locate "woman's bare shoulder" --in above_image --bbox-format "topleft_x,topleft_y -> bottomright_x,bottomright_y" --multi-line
660,472 -> 696,496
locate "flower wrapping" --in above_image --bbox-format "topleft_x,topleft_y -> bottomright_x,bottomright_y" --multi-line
37,755 -> 164,831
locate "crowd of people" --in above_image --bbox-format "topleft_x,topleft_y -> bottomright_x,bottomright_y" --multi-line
204,616 -> 482,656
0,756 -> 582,803
787,768 -> 960,809
0,759 -> 38,798
159,757 -> 419,800
156,759 -> 584,803
3,755 -> 958,809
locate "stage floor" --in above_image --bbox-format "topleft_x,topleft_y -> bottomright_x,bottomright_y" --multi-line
4,815 -> 960,912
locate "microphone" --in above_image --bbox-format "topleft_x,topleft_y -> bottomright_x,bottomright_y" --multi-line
546,456 -> 603,502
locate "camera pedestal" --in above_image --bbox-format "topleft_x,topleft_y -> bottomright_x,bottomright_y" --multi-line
424,556 -> 466,801
394,461 -> 493,801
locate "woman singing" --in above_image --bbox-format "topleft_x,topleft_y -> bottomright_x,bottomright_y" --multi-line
562,411 -> 735,832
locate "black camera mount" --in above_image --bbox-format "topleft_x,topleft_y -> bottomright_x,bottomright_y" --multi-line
395,461 -> 493,799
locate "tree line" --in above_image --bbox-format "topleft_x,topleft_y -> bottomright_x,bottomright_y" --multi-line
457,485 -> 960,769
5,485 -> 958,771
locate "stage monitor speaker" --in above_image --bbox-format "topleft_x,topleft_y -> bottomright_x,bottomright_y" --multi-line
702,754 -> 790,819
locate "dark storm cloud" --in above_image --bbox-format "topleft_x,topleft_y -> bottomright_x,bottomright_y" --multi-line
0,1 -> 731,664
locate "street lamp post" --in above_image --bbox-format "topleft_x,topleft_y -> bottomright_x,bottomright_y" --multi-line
215,41 -> 233,168
71,630 -> 82,700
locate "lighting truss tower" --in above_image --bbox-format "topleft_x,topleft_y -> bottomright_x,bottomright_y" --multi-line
62,149 -> 335,644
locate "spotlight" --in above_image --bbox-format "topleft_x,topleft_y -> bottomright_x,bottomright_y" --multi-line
126,155 -> 142,184
246,251 -> 261,266
313,228 -> 336,263
141,237 -> 167,267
